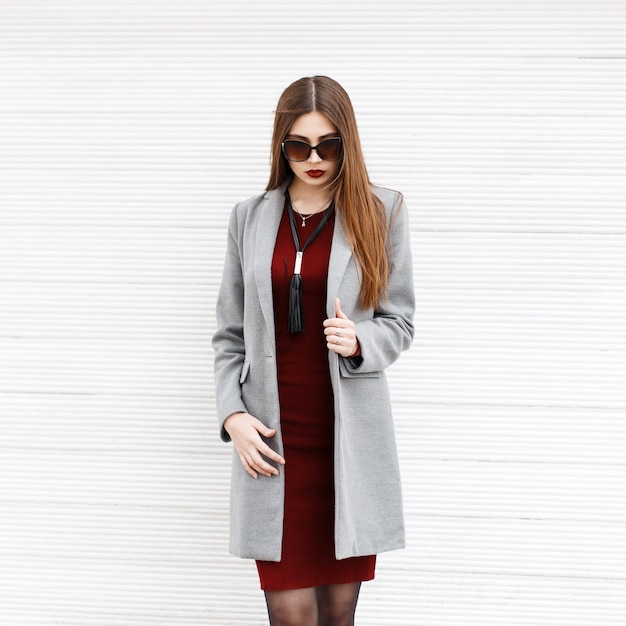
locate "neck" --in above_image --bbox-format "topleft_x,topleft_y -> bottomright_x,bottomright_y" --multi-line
287,182 -> 333,214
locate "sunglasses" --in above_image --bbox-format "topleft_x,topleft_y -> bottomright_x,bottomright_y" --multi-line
281,137 -> 343,162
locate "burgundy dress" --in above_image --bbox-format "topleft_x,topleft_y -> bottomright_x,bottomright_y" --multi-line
256,204 -> 376,591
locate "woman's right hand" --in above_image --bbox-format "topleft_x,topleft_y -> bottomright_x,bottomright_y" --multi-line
224,412 -> 286,479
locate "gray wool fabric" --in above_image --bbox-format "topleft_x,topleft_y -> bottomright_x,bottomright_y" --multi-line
212,181 -> 415,561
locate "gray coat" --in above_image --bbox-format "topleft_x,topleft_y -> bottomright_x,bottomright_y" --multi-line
212,181 -> 415,561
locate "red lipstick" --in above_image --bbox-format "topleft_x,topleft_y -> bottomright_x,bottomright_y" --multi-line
306,170 -> 325,178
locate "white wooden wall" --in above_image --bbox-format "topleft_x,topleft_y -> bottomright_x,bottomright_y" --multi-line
1,1 -> 625,624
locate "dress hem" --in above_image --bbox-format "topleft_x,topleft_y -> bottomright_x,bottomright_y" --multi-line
256,560 -> 376,592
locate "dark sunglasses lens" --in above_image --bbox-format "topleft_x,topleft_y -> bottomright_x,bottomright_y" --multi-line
317,138 -> 342,160
283,138 -> 342,161
283,141 -> 310,161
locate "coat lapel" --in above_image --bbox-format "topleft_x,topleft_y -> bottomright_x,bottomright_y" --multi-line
254,186 -> 286,338
326,212 -> 353,317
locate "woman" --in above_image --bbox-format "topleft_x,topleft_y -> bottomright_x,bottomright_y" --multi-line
213,76 -> 415,626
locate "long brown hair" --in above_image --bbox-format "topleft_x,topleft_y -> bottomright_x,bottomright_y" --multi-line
267,76 -> 389,309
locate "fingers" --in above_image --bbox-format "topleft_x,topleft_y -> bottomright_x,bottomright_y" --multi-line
258,424 -> 277,438
224,412 -> 285,479
238,443 -> 282,480
325,332 -> 357,357
335,297 -> 348,319
324,298 -> 357,356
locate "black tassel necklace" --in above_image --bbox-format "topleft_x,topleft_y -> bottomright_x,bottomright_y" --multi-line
286,190 -> 334,334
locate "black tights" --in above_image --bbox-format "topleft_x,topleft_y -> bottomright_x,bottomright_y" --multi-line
264,582 -> 362,626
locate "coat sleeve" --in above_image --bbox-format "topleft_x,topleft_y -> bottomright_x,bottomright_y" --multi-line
212,203 -> 248,441
340,192 -> 415,376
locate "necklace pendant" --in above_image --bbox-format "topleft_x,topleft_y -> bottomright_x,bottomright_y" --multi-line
301,217 -> 306,227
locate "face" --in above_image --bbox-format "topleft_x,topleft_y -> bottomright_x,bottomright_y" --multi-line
284,111 -> 342,193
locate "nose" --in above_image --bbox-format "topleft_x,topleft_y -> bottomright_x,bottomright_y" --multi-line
308,148 -> 323,163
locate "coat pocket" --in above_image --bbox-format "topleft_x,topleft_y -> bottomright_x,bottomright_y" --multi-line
338,358 -> 382,379
239,360 -> 251,384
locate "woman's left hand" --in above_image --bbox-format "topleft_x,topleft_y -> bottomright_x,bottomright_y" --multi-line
323,298 -> 359,358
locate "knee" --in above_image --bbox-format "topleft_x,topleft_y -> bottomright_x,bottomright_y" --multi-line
317,605 -> 355,626
270,607 -> 315,626
267,601 -> 316,626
